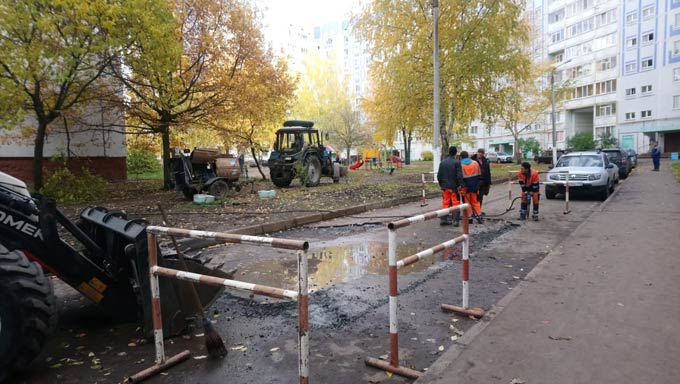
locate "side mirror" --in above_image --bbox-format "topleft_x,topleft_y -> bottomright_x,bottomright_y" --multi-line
548,165 -> 554,169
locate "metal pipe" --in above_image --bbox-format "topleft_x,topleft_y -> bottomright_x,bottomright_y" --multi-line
462,236 -> 469,309
397,235 -> 467,269
147,233 -> 165,365
388,204 -> 469,230
388,229 -> 398,368
298,250 -> 309,384
432,0 -> 441,180
152,266 -> 298,301
146,226 -> 308,250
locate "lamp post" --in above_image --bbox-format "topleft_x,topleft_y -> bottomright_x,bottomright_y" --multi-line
432,0 -> 440,179
550,59 -> 572,165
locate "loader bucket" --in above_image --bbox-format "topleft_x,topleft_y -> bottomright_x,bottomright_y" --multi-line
77,207 -> 230,338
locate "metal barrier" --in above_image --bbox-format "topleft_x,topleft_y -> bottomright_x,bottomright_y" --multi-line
143,227 -> 310,384
420,172 -> 437,206
507,170 -> 571,214
365,203 -> 484,379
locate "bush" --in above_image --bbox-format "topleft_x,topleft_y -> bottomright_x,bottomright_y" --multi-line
567,133 -> 596,151
41,168 -> 107,203
127,148 -> 159,176
421,150 -> 433,161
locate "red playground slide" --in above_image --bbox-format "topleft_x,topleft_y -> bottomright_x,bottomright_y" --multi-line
349,159 -> 364,170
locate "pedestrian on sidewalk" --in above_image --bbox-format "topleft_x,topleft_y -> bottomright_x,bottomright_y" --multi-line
438,146 -> 464,226
518,162 -> 540,221
460,151 -> 483,224
651,142 -> 661,171
475,148 -> 492,215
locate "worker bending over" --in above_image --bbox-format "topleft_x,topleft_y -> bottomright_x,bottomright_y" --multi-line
518,162 -> 540,221
460,151 -> 483,224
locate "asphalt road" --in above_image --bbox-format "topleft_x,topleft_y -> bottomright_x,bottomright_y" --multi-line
10,173 -> 618,384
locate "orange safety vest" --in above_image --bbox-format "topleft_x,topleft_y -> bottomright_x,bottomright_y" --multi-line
518,169 -> 539,190
461,160 -> 481,192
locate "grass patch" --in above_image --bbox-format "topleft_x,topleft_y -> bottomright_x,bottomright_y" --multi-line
128,169 -> 163,180
672,162 -> 680,182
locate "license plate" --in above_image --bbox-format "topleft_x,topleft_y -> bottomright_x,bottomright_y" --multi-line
568,182 -> 583,187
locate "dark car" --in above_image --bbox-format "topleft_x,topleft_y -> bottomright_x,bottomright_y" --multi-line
602,148 -> 631,179
535,149 -> 568,164
626,149 -> 638,168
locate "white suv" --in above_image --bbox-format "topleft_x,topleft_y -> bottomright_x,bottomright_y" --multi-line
544,151 -> 616,201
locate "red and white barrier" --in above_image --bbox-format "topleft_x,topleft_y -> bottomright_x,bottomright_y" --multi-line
365,203 -> 483,379
420,172 -> 437,206
145,227 -> 310,384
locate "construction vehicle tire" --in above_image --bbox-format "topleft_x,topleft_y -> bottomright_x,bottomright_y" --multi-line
304,156 -> 321,187
271,168 -> 293,188
0,248 -> 57,382
209,180 -> 230,199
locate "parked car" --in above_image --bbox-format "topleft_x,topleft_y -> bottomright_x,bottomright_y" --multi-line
626,149 -> 638,168
601,148 -> 631,179
487,151 -> 513,163
544,151 -> 616,201
534,149 -> 568,164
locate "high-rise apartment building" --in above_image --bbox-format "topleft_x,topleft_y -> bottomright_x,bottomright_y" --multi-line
544,0 -> 680,154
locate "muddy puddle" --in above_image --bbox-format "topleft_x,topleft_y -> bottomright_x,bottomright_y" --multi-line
236,241 -> 450,291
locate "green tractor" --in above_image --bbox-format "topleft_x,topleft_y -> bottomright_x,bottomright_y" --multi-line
268,120 -> 346,187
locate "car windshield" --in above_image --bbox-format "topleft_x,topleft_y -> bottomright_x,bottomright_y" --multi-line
605,152 -> 621,160
556,155 -> 602,168
497,152 -> 509,156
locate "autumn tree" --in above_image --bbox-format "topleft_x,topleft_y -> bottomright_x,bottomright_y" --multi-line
291,53 -> 369,160
355,0 -> 532,159
111,0 -> 267,189
0,0 -> 147,189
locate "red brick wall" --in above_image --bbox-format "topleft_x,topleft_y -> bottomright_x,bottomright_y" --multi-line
0,157 -> 127,185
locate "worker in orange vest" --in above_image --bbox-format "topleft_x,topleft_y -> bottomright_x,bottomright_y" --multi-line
518,162 -> 540,221
460,151 -> 483,224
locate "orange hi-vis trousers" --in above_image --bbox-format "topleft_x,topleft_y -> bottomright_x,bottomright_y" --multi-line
441,189 -> 461,209
463,191 -> 481,216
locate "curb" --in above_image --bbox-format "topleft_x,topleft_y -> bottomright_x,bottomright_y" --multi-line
416,178 -> 621,382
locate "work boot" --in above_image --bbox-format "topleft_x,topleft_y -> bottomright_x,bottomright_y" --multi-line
476,214 -> 484,224
519,212 -> 527,220
532,213 -> 539,221
440,216 -> 451,226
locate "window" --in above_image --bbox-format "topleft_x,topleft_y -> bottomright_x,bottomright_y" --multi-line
641,58 -> 654,70
595,126 -> 615,137
626,12 -> 638,24
625,112 -> 636,120
596,103 -> 616,117
469,126 -> 478,134
642,32 -> 654,44
551,30 -> 564,44
625,62 -> 636,73
642,6 -> 655,20
626,37 -> 637,48
641,85 -> 653,94
596,56 -> 617,71
570,84 -> 594,99
593,33 -> 617,51
625,87 -> 636,96
674,68 -> 680,81
674,95 -> 680,109
549,9 -> 565,24
596,9 -> 617,27
641,110 -> 652,118
674,41 -> 680,57
675,13 -> 680,28
595,79 -> 616,95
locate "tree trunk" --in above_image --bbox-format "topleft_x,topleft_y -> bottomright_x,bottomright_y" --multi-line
251,146 -> 267,180
161,125 -> 172,189
405,131 -> 412,165
33,120 -> 49,190
512,130 -> 522,164
346,149 -> 351,165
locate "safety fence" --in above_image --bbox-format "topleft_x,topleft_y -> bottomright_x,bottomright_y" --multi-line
507,170 -> 572,214
364,203 -> 484,379
138,227 -> 310,384
420,172 -> 437,206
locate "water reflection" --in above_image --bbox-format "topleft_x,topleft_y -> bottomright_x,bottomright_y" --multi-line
237,242 -> 443,291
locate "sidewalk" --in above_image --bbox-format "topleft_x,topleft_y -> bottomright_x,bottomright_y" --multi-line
418,159 -> 680,384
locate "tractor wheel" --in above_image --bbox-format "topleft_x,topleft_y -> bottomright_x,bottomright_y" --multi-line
209,180 -> 230,199
271,167 -> 293,188
304,157 -> 322,187
0,249 -> 57,382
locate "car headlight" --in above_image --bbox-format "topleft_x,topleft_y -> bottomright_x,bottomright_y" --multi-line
588,173 -> 601,181
549,174 -> 559,181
